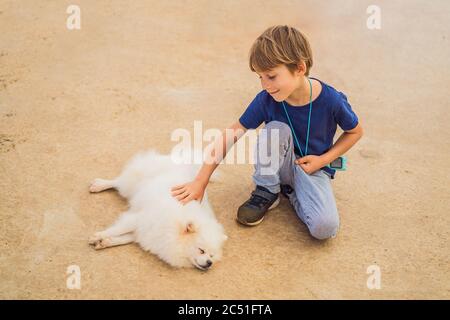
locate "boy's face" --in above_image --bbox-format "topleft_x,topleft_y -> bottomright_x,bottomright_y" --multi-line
256,64 -> 304,102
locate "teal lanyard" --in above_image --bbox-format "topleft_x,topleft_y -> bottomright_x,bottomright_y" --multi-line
281,77 -> 313,158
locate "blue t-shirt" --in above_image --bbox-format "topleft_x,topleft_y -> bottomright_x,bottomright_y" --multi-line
239,77 -> 359,179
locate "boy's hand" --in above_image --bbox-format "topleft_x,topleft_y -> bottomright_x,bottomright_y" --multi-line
171,179 -> 207,205
295,155 -> 327,175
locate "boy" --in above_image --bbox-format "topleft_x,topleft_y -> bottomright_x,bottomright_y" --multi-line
171,25 -> 363,240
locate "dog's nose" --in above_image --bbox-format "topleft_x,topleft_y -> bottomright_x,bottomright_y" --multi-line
206,260 -> 212,267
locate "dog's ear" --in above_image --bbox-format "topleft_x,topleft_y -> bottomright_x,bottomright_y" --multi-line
183,222 -> 196,235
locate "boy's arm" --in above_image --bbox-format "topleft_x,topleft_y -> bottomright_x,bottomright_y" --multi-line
195,120 -> 247,186
321,122 -> 364,165
296,123 -> 364,174
171,121 -> 248,204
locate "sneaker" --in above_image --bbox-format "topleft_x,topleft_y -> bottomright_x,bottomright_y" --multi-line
280,184 -> 294,198
236,186 -> 280,226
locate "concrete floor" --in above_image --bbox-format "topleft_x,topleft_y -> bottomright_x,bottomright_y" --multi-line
0,0 -> 449,299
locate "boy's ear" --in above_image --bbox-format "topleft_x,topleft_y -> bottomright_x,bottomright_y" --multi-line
296,61 -> 307,75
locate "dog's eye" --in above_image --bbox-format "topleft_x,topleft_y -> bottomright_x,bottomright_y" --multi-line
199,248 -> 205,254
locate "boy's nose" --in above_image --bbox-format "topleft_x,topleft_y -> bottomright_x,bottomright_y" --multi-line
260,79 -> 270,90
263,86 -> 275,93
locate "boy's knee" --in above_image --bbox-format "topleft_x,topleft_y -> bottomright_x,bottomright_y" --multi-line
264,121 -> 291,136
260,121 -> 292,147
309,215 -> 339,240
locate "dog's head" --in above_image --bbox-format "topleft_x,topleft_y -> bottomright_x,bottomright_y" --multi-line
179,217 -> 228,271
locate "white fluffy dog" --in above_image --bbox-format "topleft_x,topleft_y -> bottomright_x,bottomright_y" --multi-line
88,149 -> 227,270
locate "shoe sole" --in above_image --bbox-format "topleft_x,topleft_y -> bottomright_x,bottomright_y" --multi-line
236,196 -> 280,226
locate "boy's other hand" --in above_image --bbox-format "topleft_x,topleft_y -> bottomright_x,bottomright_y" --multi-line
295,155 -> 326,175
171,179 -> 206,205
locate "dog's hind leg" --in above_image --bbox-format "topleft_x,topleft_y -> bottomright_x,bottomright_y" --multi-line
90,233 -> 135,250
89,178 -> 118,193
89,211 -> 137,246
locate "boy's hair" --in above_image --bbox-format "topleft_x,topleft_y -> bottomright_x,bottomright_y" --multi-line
249,25 -> 313,76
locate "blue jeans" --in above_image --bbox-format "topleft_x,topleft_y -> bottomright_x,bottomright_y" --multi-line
252,121 -> 340,240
